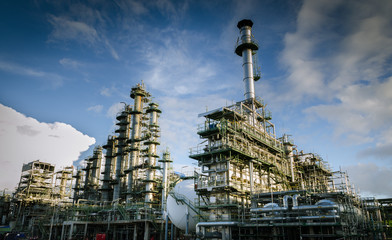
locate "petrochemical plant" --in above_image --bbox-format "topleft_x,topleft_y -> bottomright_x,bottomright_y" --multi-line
1,19 -> 391,240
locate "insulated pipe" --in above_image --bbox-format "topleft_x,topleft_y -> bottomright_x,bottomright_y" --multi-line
292,194 -> 300,207
251,217 -> 287,221
296,215 -> 340,220
292,204 -> 339,211
196,222 -> 238,227
242,49 -> 255,99
196,223 -> 235,240
251,195 -> 291,212
250,206 -> 287,212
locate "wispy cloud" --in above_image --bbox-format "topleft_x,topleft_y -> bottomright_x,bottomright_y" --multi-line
48,15 -> 99,45
100,85 -> 122,97
87,105 -> 104,113
279,0 -> 392,149
0,60 -> 64,88
107,102 -> 126,118
113,0 -> 148,16
141,27 -> 217,97
270,0 -> 392,196
47,12 -> 119,60
59,58 -> 83,69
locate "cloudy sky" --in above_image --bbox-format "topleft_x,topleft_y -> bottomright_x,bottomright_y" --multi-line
0,0 -> 391,197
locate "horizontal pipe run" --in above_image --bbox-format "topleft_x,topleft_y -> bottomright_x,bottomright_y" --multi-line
250,207 -> 288,212
292,204 -> 339,211
196,221 -> 238,227
296,215 -> 340,220
250,217 -> 287,221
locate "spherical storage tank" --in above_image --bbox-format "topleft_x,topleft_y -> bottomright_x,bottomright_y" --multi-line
167,179 -> 198,232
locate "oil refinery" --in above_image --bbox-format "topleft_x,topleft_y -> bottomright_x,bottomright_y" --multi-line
1,19 -> 391,240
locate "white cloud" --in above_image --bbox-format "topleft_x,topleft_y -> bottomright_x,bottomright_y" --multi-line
0,104 -> 96,190
344,163 -> 392,197
87,105 -> 103,113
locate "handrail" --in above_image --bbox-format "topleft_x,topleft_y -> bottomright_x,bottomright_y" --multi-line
168,191 -> 206,221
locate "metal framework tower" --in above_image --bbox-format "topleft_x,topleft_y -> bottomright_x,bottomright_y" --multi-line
54,166 -> 73,201
191,19 -> 293,239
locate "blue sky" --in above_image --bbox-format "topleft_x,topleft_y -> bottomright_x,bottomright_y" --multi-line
0,0 -> 391,197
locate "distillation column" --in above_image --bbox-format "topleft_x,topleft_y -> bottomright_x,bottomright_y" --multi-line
113,105 -> 131,201
127,84 -> 150,202
159,150 -> 172,213
235,19 -> 259,100
102,136 -> 117,202
82,160 -> 92,198
72,169 -> 83,203
144,102 -> 161,206
90,146 -> 103,188
283,135 -> 295,182
55,166 -> 73,201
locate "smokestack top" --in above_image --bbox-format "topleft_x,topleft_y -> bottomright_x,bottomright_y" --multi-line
237,19 -> 253,29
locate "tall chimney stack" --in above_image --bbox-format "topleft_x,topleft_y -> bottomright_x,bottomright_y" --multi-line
235,19 -> 259,100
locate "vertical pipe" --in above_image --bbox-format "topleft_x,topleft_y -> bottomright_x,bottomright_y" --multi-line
170,222 -> 174,240
242,48 -> 255,99
68,223 -> 73,240
133,224 -> 138,240
60,223 -> 65,240
185,208 -> 189,235
249,161 -> 254,195
144,222 -> 150,240
165,214 -> 169,240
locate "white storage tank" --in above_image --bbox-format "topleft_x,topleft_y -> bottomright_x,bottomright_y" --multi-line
166,179 -> 198,232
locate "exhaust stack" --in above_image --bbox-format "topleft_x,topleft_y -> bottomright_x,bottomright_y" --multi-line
235,19 -> 259,100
